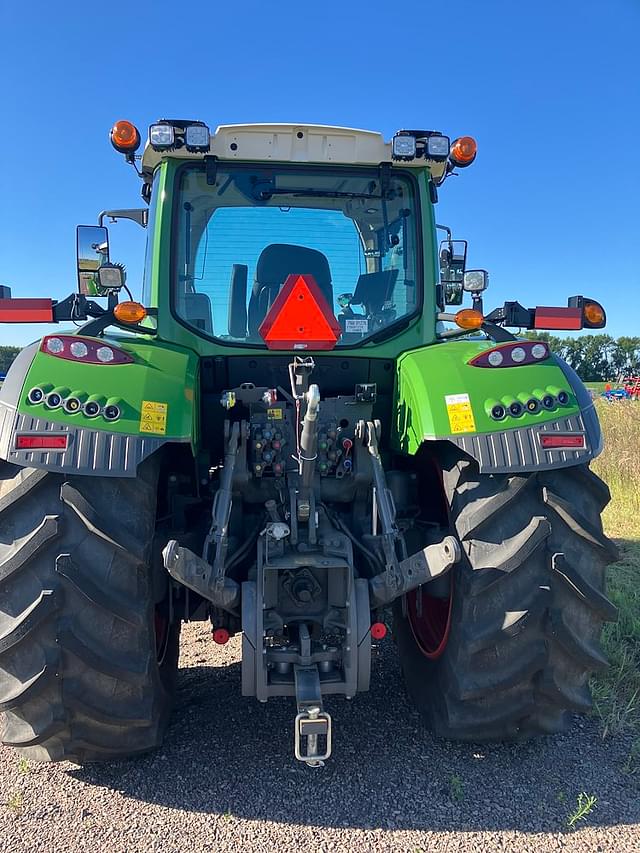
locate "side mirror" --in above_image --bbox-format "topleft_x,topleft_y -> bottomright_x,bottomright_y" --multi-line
463,270 -> 489,293
77,225 -> 114,295
440,239 -> 467,305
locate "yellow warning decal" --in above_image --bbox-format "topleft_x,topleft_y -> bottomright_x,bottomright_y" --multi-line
445,393 -> 476,435
267,408 -> 284,420
139,400 -> 168,435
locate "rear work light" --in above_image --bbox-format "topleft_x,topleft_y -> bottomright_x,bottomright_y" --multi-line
15,434 -> 68,450
469,341 -> 550,367
539,433 -> 586,450
40,336 -> 133,365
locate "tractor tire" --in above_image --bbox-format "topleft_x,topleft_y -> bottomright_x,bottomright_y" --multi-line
0,459 -> 180,763
394,454 -> 618,741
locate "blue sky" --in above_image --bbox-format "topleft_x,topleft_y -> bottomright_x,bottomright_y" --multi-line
1,0 -> 638,346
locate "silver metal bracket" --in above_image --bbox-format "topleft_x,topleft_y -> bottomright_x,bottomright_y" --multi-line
293,664 -> 332,767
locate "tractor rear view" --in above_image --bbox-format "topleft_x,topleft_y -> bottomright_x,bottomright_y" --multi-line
0,121 -> 616,766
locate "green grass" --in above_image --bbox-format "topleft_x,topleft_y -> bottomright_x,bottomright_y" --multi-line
591,400 -> 640,752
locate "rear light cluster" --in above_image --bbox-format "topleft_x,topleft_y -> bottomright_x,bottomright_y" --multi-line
27,386 -> 122,422
486,387 -> 570,421
469,341 -> 550,368
41,335 -> 133,365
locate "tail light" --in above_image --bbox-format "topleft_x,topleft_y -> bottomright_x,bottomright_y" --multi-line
41,336 -> 133,365
469,341 -> 550,368
539,434 -> 586,449
15,434 -> 68,450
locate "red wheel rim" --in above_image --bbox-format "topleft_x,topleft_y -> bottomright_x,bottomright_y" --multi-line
407,575 -> 453,660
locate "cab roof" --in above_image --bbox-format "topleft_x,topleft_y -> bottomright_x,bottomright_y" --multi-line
141,122 -> 446,179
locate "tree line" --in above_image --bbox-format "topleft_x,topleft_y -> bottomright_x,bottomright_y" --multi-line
2,336 -> 639,382
523,334 -> 640,382
0,346 -> 20,374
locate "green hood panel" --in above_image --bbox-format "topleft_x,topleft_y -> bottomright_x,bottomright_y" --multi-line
394,339 -> 581,455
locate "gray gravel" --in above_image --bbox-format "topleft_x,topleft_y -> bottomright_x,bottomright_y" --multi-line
1,621 -> 639,852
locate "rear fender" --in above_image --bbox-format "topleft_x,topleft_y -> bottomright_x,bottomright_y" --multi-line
0,335 -> 198,477
393,340 -> 601,474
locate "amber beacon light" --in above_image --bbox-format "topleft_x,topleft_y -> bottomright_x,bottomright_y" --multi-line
110,120 -> 141,154
450,136 -> 477,167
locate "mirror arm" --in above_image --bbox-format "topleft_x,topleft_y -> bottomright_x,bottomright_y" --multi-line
98,209 -> 148,228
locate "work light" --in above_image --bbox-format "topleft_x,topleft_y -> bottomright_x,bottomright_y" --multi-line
392,134 -> 417,161
425,135 -> 450,160
185,124 -> 210,152
149,123 -> 175,150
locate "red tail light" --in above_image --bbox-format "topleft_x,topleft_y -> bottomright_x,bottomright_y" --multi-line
539,434 -> 586,449
40,335 -> 133,365
16,434 -> 68,450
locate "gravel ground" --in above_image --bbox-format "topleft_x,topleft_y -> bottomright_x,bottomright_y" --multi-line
1,622 -> 639,852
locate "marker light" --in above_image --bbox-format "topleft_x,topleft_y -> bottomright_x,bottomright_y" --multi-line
454,308 -> 484,330
110,120 -> 141,154
149,123 -> 175,150
583,300 -> 606,328
185,124 -> 210,152
114,301 -> 147,324
392,134 -> 417,161
450,136 -> 477,167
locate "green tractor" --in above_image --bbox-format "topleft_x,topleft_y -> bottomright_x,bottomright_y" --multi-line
0,120 -> 617,766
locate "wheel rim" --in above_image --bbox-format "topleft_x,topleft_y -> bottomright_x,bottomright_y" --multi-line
407,576 -> 454,660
